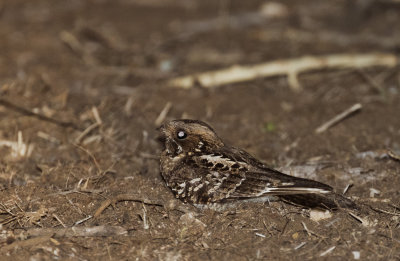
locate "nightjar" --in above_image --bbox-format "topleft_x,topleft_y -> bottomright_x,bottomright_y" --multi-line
158,119 -> 357,210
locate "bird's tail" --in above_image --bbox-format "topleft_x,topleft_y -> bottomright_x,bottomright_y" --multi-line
279,192 -> 358,210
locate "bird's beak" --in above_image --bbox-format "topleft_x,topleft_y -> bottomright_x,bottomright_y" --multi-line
156,124 -> 163,132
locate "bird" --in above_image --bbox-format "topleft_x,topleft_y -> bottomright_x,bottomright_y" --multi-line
158,119 -> 357,210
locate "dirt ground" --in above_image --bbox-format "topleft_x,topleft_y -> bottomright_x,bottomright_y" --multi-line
0,0 -> 400,260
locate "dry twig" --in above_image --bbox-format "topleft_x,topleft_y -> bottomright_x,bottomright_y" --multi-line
168,53 -> 398,89
74,144 -> 102,172
0,98 -> 79,130
315,103 -> 362,134
94,194 -> 164,218
52,214 -> 67,228
74,215 -> 93,225
319,246 -> 336,257
301,222 -> 325,238
75,107 -> 103,144
75,123 -> 101,144
348,212 -> 374,227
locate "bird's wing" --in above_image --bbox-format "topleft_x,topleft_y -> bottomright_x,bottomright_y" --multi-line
190,146 -> 334,201
227,168 -> 333,198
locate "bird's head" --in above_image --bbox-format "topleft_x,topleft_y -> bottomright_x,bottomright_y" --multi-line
157,119 -> 224,155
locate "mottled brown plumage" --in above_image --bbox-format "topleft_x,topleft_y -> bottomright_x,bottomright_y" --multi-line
158,119 -> 357,210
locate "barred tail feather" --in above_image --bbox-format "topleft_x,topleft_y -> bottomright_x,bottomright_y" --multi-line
280,192 -> 358,210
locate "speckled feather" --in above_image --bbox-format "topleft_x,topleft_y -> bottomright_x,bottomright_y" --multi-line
158,119 -> 357,210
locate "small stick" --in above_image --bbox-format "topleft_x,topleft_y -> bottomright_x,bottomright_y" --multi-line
91,107 -> 102,124
37,131 -> 60,143
75,107 -> 102,144
51,188 -> 103,196
59,31 -> 83,56
94,194 -> 164,218
74,215 -> 93,225
348,212 -> 371,227
75,122 -> 101,144
315,103 -> 362,134
124,97 -> 135,116
52,214 -> 67,228
255,232 -> 266,238
154,102 -> 172,126
142,204 -> 149,230
319,246 -> 336,257
294,242 -> 307,250
74,144 -> 102,172
301,222 -> 312,237
343,184 -> 353,195
0,98 -> 79,130
301,222 -> 324,238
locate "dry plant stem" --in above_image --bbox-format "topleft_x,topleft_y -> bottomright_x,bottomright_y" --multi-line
0,98 -> 80,130
320,246 -> 336,257
357,70 -> 385,94
315,103 -> 362,134
91,106 -> 103,124
94,194 -> 164,218
342,184 -> 354,195
59,31 -> 97,65
154,102 -> 172,126
74,215 -> 93,225
301,222 -> 323,238
168,53 -> 398,88
348,212 -> 371,226
59,31 -> 83,55
74,144 -> 102,172
75,122 -> 101,144
75,107 -> 102,144
52,214 -> 67,228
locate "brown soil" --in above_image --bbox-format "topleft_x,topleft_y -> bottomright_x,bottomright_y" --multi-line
0,0 -> 399,260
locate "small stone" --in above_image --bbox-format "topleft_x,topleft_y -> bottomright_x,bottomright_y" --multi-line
310,210 -> 332,221
352,251 -> 360,260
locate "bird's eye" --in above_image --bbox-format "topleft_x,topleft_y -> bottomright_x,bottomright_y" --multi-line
177,130 -> 187,140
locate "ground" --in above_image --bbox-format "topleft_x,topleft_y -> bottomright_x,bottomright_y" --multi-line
0,0 -> 400,260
